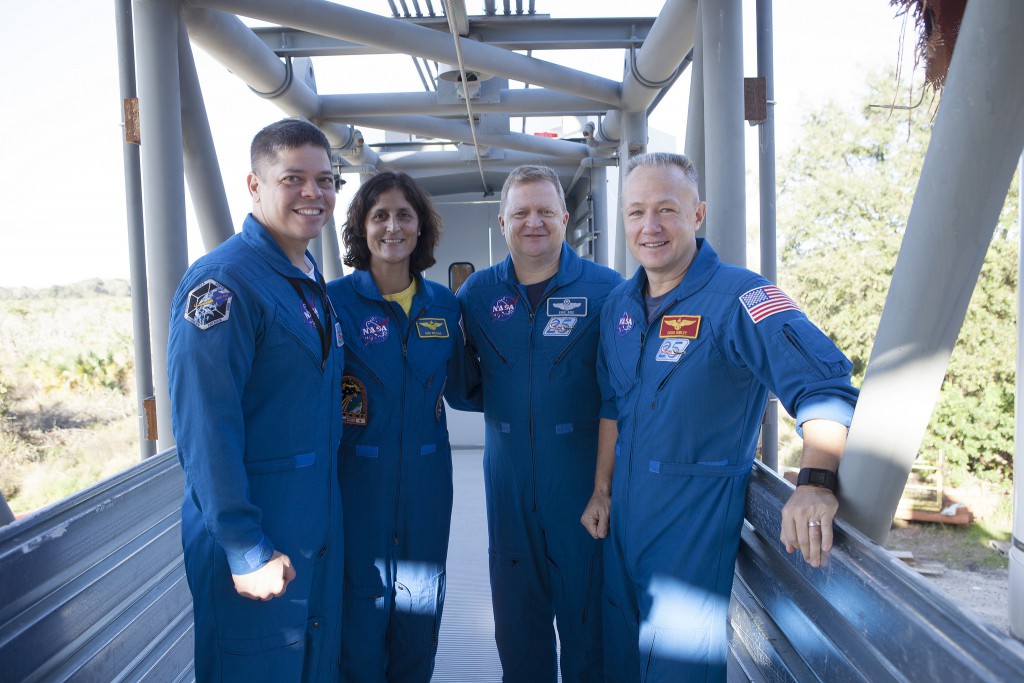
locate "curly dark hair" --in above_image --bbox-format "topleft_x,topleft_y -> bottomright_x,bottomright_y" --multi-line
342,171 -> 442,274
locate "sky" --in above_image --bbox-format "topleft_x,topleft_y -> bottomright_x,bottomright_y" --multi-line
0,1 -> 917,287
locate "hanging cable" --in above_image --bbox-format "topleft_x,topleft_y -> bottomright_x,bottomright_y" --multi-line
443,0 -> 491,195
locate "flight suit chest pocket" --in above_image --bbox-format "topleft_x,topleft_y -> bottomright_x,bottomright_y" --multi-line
271,310 -> 323,370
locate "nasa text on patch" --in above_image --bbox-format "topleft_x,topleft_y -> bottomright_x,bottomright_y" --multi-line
660,315 -> 700,339
342,375 -> 368,425
546,297 -> 587,317
184,279 -> 234,330
490,294 -> 519,322
416,318 -> 450,339
360,315 -> 390,345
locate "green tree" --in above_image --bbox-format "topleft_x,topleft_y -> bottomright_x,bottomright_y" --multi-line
777,71 -> 1020,486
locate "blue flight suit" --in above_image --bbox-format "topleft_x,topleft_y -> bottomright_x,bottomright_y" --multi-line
451,243 -> 624,682
597,239 -> 858,683
327,269 -> 464,683
168,214 -> 346,682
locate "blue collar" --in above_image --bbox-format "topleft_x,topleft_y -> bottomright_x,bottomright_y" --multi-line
496,242 -> 583,288
241,213 -> 322,281
349,267 -> 434,308
627,238 -> 720,304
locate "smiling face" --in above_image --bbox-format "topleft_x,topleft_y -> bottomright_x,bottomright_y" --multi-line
498,179 -> 569,266
622,164 -> 707,291
248,142 -> 336,263
364,187 -> 420,270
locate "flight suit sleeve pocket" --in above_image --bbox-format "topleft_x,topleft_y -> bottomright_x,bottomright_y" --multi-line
778,319 -> 852,380
245,452 -> 316,474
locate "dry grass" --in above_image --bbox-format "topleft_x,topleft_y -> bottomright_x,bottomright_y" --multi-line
0,284 -> 140,516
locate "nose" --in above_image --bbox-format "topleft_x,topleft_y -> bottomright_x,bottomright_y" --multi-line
385,215 -> 399,232
641,212 -> 661,234
300,178 -> 323,198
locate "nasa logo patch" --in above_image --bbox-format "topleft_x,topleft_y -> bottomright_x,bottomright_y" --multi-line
617,311 -> 634,336
490,295 -> 519,322
360,315 -> 389,345
342,375 -> 367,425
655,339 -> 690,362
184,279 -> 234,330
301,300 -> 319,329
543,316 -> 578,337
546,297 -> 587,317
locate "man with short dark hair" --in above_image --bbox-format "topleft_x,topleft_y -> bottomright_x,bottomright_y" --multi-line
598,152 -> 858,682
450,165 -> 623,682
168,118 -> 346,681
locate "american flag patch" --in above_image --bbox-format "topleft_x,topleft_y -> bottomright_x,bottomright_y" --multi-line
739,285 -> 800,323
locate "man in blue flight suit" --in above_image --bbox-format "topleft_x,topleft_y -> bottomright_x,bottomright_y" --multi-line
451,165 -> 624,682
168,118 -> 346,682
597,152 -> 859,682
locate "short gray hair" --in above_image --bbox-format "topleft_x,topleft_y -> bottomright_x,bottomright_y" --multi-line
499,165 -> 567,217
625,152 -> 701,192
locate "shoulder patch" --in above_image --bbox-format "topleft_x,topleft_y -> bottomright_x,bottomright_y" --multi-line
184,279 -> 234,330
341,375 -> 367,425
416,318 -> 450,339
739,285 -> 801,324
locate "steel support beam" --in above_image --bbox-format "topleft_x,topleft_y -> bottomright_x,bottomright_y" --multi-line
115,0 -> 157,459
177,21 -> 234,251
597,0 -> 697,146
320,89 -> 608,118
684,0 -> 706,235
701,0 -> 746,267
590,164 -> 610,267
194,0 -> 623,106
182,6 -> 379,165
319,217 -> 343,281
756,0 -> 778,471
838,0 -> 1024,544
617,111 -> 647,276
250,17 -> 656,56
133,0 -> 190,451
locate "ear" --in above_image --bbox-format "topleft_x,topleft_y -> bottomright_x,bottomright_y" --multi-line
247,172 -> 260,201
695,201 -> 707,228
497,213 -> 507,236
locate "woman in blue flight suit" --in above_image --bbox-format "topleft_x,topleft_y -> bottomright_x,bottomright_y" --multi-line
327,171 -> 464,682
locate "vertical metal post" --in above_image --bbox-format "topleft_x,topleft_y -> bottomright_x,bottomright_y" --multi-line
178,20 -> 234,251
320,217 -> 343,281
134,0 -> 189,451
701,0 -> 745,267
756,0 -> 778,470
837,0 -> 1024,544
591,164 -> 609,267
1012,152 -> 1024,639
115,0 -> 157,459
618,109 -> 647,277
684,0 -> 706,216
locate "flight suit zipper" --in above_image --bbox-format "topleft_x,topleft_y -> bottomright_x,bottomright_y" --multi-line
548,313 -> 600,378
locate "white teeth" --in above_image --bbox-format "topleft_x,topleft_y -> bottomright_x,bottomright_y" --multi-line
296,208 -> 322,215
643,241 -> 668,248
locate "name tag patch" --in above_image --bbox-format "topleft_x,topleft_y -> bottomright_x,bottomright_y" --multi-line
656,339 -> 690,362
184,279 -> 233,330
660,315 -> 701,339
416,318 -> 450,338
342,375 -> 367,425
543,316 -> 577,337
546,297 -> 587,317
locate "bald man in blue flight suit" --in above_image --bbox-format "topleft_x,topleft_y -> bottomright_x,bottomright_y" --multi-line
597,152 -> 858,682
168,119 -> 345,682
451,165 -> 624,682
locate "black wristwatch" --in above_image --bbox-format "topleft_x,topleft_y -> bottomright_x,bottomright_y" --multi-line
796,467 -> 838,493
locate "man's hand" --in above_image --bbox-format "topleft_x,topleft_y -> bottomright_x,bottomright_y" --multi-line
232,551 -> 296,600
780,486 -> 838,568
581,488 -> 611,539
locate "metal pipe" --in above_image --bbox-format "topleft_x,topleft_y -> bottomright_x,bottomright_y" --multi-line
182,6 -> 379,166
337,114 -> 590,159
377,148 -> 570,171
590,164 -> 609,267
177,20 -> 234,251
115,0 -> 156,459
320,217 -> 343,281
837,0 -> 1024,544
194,0 -> 623,106
594,0 -> 698,145
617,111 -> 647,277
320,89 -> 609,118
701,0 -> 745,267
684,1 -> 706,222
133,0 -> 190,451
756,0 -> 778,471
